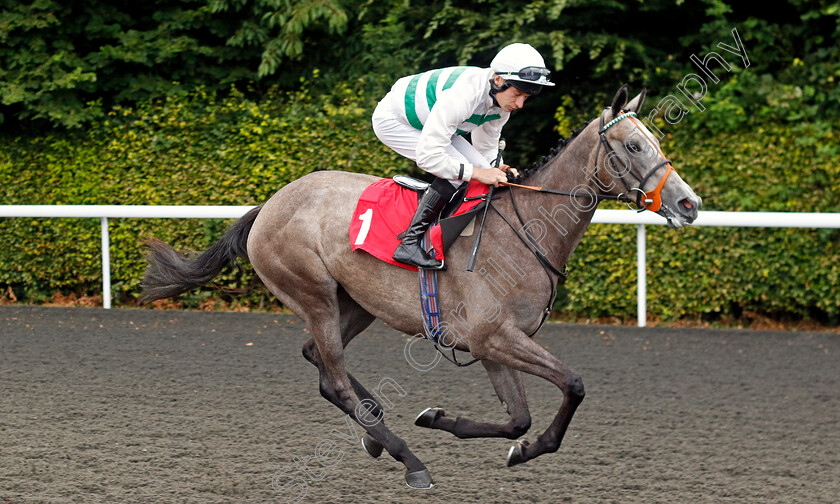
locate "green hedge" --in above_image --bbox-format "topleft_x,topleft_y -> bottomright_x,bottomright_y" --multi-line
1,84 -> 838,323
0,78 -> 408,308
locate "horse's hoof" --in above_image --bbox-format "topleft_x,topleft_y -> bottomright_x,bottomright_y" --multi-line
405,469 -> 435,489
361,434 -> 383,459
506,439 -> 529,467
414,407 -> 444,428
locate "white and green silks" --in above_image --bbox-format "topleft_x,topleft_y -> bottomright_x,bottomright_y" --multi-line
372,66 -> 509,183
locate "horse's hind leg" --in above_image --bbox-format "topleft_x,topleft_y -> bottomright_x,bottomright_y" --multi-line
414,360 -> 532,439
301,287 -> 387,457
292,285 -> 433,488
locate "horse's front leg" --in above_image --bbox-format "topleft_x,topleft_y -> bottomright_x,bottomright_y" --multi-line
471,328 -> 585,466
414,360 -> 532,439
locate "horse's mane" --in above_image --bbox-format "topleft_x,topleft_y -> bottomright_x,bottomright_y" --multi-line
509,119 -> 592,184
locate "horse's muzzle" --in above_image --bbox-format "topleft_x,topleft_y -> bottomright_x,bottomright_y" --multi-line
677,194 -> 701,224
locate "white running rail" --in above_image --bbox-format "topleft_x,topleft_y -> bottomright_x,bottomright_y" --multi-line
2,205 -> 839,325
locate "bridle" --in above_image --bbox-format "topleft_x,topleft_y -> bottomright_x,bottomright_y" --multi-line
595,110 -> 674,212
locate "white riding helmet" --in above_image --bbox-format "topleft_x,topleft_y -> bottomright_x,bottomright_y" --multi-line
491,43 -> 555,95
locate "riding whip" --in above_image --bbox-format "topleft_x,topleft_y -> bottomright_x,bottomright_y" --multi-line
466,138 -> 505,272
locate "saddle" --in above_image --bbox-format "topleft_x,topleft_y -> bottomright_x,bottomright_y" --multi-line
349,176 -> 489,271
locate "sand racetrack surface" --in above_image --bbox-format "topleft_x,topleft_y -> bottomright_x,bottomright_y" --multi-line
1,306 -> 838,503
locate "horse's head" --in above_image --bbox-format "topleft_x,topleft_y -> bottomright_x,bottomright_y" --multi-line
594,85 -> 702,228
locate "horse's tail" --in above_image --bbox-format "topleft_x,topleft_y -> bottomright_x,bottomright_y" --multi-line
140,204 -> 263,304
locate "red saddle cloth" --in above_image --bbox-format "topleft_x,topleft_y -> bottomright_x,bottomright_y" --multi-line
349,178 -> 489,271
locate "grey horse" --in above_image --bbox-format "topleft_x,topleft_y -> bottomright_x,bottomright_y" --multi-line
141,86 -> 702,489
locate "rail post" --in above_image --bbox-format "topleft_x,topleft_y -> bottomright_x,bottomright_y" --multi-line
101,217 -> 111,309
637,224 -> 646,327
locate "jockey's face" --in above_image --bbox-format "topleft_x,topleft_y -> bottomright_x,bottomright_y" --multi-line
493,75 -> 530,112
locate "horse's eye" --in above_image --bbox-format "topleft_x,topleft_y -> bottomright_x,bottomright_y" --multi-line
628,142 -> 641,153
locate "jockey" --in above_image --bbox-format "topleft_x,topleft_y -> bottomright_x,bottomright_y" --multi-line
372,43 -> 555,270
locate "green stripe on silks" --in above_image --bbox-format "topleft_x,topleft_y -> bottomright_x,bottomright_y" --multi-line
456,129 -> 468,136
464,113 -> 502,126
442,67 -> 467,91
426,69 -> 443,111
407,67 -> 469,131
426,67 -> 467,111
405,74 -> 423,130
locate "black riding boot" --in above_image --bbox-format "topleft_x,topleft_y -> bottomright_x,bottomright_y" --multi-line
393,179 -> 457,270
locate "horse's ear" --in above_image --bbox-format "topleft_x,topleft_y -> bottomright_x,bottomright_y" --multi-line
610,84 -> 629,118
626,86 -> 647,114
